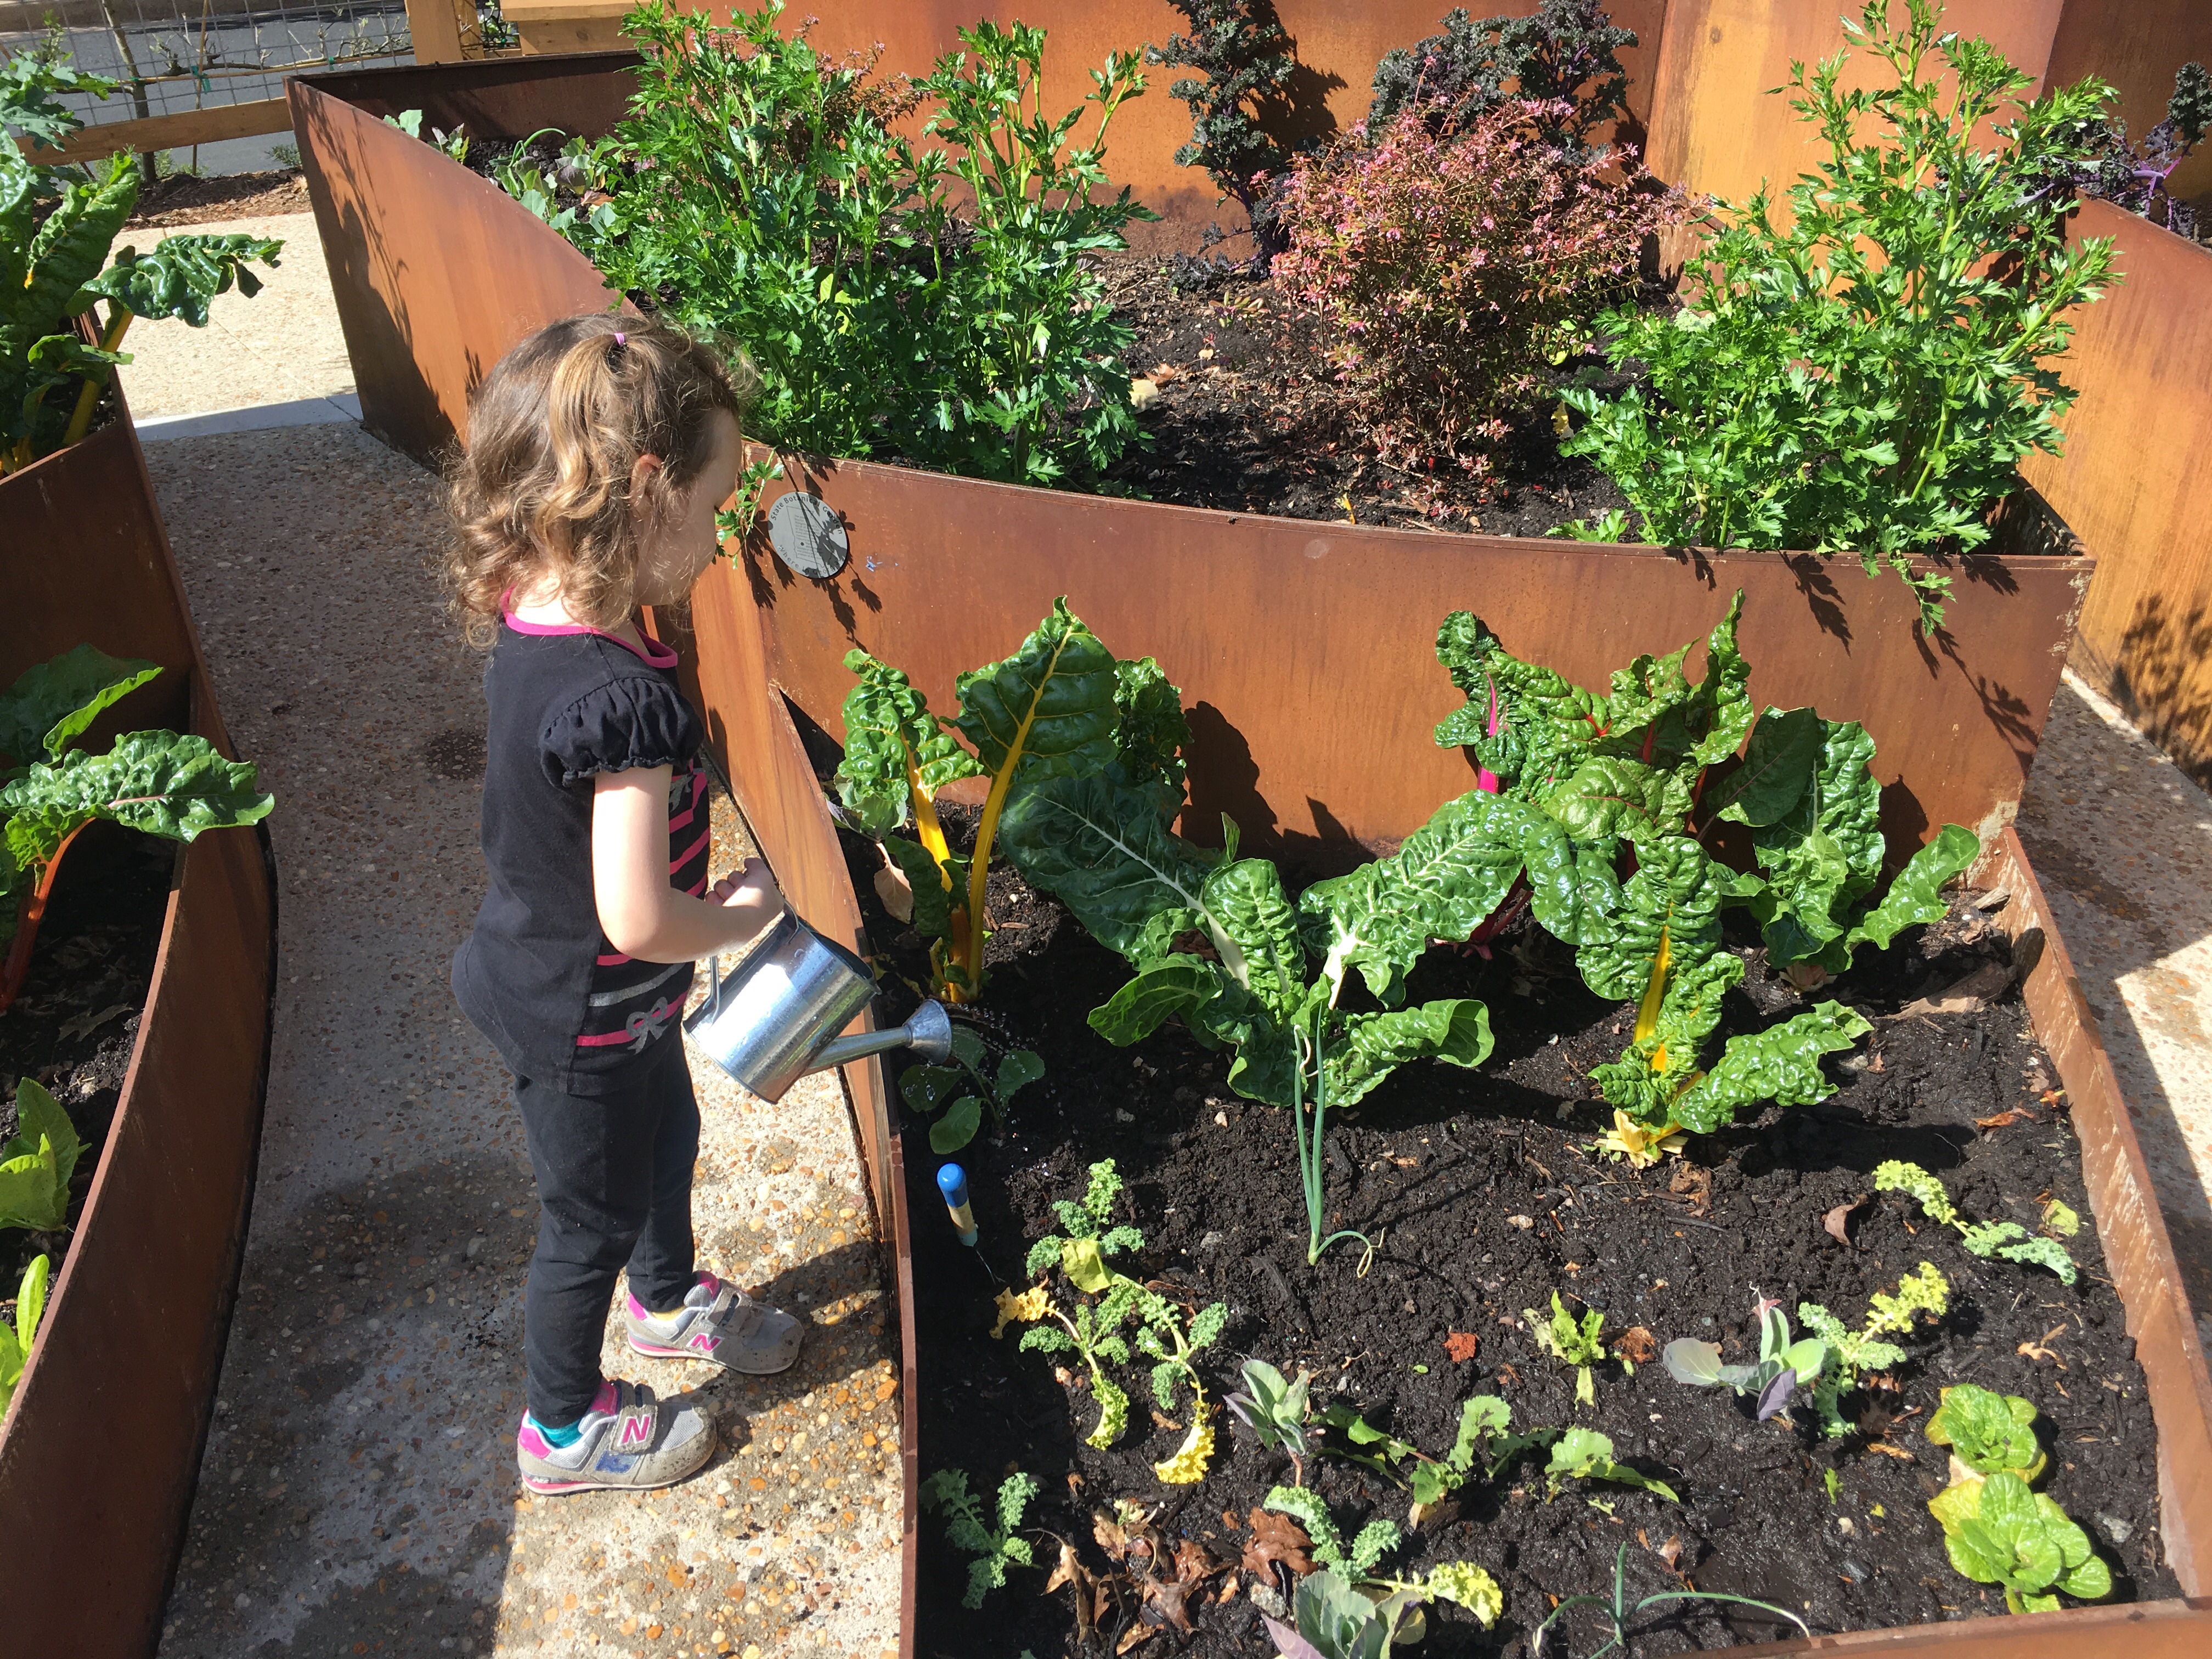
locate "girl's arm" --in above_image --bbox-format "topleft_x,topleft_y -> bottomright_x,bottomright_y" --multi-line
592,766 -> 785,962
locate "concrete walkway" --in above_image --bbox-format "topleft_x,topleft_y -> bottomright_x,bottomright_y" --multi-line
142,397 -> 902,1652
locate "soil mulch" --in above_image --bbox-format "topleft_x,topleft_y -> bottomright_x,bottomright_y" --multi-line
0,822 -> 176,1295
837,811 -> 2178,1656
1095,252 -> 1637,541
126,168 -> 311,229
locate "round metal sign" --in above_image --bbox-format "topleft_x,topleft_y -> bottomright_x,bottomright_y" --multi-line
765,491 -> 850,580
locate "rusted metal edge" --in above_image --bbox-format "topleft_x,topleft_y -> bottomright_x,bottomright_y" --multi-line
0,399 -> 278,1656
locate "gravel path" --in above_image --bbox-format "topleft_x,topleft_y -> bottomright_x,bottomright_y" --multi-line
143,422 -> 902,1659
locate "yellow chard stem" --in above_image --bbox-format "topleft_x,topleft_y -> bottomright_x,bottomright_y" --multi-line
904,749 -> 970,1001
64,308 -> 133,448
1634,925 -> 1671,1047
958,633 -> 1074,990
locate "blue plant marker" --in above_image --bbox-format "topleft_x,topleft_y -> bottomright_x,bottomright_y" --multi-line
937,1163 -> 978,1246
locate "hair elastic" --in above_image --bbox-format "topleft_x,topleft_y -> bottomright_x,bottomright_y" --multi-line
612,331 -> 627,346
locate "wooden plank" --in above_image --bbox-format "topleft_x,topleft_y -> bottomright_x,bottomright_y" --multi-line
19,97 -> 292,165
406,0 -> 469,65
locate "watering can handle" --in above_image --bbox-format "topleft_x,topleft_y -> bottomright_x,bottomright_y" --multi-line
701,951 -> 723,1018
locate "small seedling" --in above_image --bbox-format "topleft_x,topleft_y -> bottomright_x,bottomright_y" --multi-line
900,1028 -> 1045,1153
1533,1543 -> 1809,1656
1543,1429 -> 1678,1503
0,1253 -> 50,1416
1796,1266 -> 1946,1438
1925,1384 -> 2047,1531
1018,1281 -> 1140,1448
1874,1160 -> 2078,1284
0,1079 -> 82,1233
1663,1295 -> 1825,1420
919,1467 -> 1039,1609
1263,1560 -> 1502,1659
1527,1291 -> 1607,1407
1024,1159 -> 1144,1289
1130,1284 -> 1228,1482
1824,1467 -> 1842,1505
1226,1359 -> 1315,1484
1939,1470 -> 2111,1614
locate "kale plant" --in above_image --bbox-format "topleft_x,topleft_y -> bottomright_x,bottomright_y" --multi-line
1560,0 -> 2119,628
1260,1486 -> 1503,1654
1797,1260 -> 1950,1436
919,1467 -> 1039,1609
1368,2 -> 1635,155
1663,1295 -> 1826,1420
1145,1 -> 1299,261
1874,1160 -> 2078,1283
2075,61 -> 2211,238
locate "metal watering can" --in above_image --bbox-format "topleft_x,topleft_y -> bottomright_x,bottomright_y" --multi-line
684,910 -> 952,1101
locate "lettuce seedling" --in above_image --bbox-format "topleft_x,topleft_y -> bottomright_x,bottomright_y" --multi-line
1874,1160 -> 2078,1284
0,1252 -> 49,1418
1939,1470 -> 2111,1614
898,1025 -> 1043,1153
1542,1428 -> 1678,1503
1797,1262 -> 1949,1437
1927,1385 -> 2046,1486
1526,1291 -> 1607,1407
1,647 -> 274,1008
0,1079 -> 82,1233
1226,1359 -> 1316,1484
837,601 -> 1187,1002
1663,1295 -> 1826,1420
919,1467 -> 1039,1609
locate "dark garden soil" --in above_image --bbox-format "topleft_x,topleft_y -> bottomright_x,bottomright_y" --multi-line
126,168 -> 312,229
834,812 -> 2179,1657
0,821 -> 176,1294
1093,253 -> 1639,543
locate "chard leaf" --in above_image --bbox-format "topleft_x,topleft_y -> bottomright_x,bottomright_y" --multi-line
1110,656 -> 1190,816
951,598 -> 1120,783
1299,790 -> 1534,1002
1837,822 -> 1980,958
1327,999 -> 1492,1111
1520,813 -> 1621,948
996,773 -> 1232,967
20,153 -> 136,338
1708,705 -> 1822,827
77,231 -> 283,326
1740,718 -> 1884,965
1573,833 -> 1730,1005
882,835 -> 955,939
1222,1011 -> 1302,1109
834,650 -> 979,836
1432,611 -> 1604,795
1590,949 -> 1745,1120
1669,1001 -> 1872,1136
1542,756 -> 1692,843
0,645 -> 160,765
1603,591 -> 1753,772
1087,956 -> 1219,1045
0,732 -> 272,862
1203,857 -> 1308,1023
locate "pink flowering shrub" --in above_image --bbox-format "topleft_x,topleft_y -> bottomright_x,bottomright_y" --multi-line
1272,100 -> 1684,484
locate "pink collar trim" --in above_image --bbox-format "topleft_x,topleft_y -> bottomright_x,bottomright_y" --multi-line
503,611 -> 678,668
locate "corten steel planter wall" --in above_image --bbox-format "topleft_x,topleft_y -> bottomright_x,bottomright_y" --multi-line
2018,198 -> 2212,791
291,53 -> 2212,1658
0,407 -> 279,1658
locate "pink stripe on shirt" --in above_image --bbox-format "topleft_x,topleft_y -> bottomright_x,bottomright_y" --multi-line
668,827 -> 711,874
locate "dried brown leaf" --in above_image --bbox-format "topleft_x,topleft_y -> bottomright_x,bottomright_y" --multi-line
1669,1164 -> 1713,1217
1823,1195 -> 1865,1248
1241,1507 -> 1317,1579
1444,1330 -> 1480,1364
1654,1534 -> 1684,1570
1865,1441 -> 1916,1462
1612,1325 -> 1658,1364
1116,1623 -> 1154,1654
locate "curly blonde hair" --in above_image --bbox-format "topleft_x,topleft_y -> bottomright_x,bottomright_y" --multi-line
445,312 -> 757,646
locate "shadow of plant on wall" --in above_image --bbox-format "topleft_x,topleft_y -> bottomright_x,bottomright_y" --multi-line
2111,591 -> 2212,792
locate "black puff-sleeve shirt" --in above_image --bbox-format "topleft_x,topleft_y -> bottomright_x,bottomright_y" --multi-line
452,618 -> 712,1094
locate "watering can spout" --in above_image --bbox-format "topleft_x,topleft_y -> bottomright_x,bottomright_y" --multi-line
682,910 -> 955,1101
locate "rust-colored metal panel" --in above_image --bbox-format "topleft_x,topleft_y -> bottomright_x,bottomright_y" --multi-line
0,401 -> 276,1657
713,459 -> 2086,861
498,1 -> 1669,252
295,49 -> 638,142
2046,0 -> 2212,207
2020,199 -> 2212,789
1645,0 -> 2067,213
1977,828 -> 2212,1595
290,68 -> 629,466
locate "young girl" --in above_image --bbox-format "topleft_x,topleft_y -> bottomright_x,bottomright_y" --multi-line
447,313 -> 798,1494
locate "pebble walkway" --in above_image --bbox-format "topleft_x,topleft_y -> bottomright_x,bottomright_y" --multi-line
143,420 -> 902,1659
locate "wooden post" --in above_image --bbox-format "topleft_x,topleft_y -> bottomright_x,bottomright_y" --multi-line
407,0 -> 467,65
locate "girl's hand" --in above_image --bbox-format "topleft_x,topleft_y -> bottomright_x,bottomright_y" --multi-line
712,857 -> 785,927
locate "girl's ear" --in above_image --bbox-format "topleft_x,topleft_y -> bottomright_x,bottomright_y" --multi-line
629,452 -> 665,516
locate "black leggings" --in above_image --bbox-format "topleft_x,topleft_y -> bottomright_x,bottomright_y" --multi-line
514,1036 -> 700,1425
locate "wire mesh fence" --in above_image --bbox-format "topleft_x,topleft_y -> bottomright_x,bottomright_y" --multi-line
1,1 -> 516,137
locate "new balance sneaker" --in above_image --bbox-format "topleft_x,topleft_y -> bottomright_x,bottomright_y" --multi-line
515,1379 -> 714,1494
624,1271 -> 804,1375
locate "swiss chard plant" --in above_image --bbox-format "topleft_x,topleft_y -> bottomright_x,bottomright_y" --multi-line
0,1079 -> 81,1233
1260,1486 -> 1502,1657
2,67 -> 281,473
0,1252 -> 50,1419
1663,1294 -> 1826,1421
1874,1160 -> 2079,1284
1558,0 -> 2119,628
1796,1260 -> 1949,1437
1542,1428 -> 1678,1504
1,647 -> 275,1008
837,601 -> 1187,1003
919,1466 -> 1039,1609
898,1026 -> 1043,1153
1526,1291 -> 1608,1407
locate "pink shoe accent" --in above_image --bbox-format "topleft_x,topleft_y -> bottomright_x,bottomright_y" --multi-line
687,1329 -> 721,1356
617,1412 -> 653,1449
626,1291 -> 650,1320
516,1415 -> 555,1459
